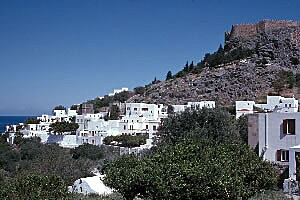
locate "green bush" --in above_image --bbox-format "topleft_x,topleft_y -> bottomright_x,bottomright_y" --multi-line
104,140 -> 278,200
158,107 -> 237,144
71,143 -> 104,160
50,121 -> 79,134
103,135 -> 147,148
0,174 -> 70,200
24,117 -> 40,125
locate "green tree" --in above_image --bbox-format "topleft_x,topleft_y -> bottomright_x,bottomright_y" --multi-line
24,118 -> 40,125
70,143 -> 104,160
152,77 -> 157,84
27,144 -> 93,185
50,121 -> 79,134
189,61 -> 194,71
236,115 -> 248,144
183,61 -> 189,72
103,135 -> 147,148
104,140 -> 277,200
109,105 -> 120,120
134,87 -> 145,95
53,105 -> 66,110
70,105 -> 78,110
14,131 -> 25,145
103,154 -> 147,200
158,108 -> 237,144
166,71 -> 173,80
167,105 -> 174,114
0,174 -> 70,200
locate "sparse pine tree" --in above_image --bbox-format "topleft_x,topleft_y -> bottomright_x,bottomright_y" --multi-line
152,77 -> 157,84
183,61 -> 189,72
189,61 -> 194,72
166,71 -> 173,80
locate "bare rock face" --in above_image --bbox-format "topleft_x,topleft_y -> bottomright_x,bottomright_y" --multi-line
128,20 -> 300,106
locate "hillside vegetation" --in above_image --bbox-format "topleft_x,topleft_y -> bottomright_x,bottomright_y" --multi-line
128,22 -> 300,106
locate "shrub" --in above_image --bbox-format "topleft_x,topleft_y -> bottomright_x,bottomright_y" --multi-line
104,140 -> 278,200
24,118 -> 40,125
103,135 -> 147,148
71,143 -> 104,160
0,174 -> 70,200
133,87 -> 145,95
290,57 -> 300,65
50,121 -> 79,134
158,107 -> 237,144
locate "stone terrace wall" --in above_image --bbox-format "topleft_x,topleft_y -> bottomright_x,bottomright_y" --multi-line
228,20 -> 300,39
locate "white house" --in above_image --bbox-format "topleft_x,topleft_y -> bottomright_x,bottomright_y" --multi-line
53,109 -> 67,117
119,115 -> 160,136
125,103 -> 159,119
172,101 -> 216,113
187,101 -> 215,109
236,96 -> 298,119
235,101 -> 255,119
108,87 -> 128,96
69,175 -> 113,196
76,113 -> 120,146
118,103 -> 162,137
255,96 -> 298,113
248,112 -> 300,163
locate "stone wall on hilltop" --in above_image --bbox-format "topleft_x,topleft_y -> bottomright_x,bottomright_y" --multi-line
128,20 -> 300,106
227,20 -> 300,41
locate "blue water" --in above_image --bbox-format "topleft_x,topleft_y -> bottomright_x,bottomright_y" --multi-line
0,116 -> 36,133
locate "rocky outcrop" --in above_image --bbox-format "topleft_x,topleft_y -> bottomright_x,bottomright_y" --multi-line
128,20 -> 300,106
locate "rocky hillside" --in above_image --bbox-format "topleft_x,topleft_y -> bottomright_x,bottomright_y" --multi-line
128,20 -> 300,106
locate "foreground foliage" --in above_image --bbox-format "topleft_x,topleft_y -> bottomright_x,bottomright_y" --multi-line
0,174 -> 69,200
71,143 -> 104,160
104,140 -> 277,200
104,108 -> 277,200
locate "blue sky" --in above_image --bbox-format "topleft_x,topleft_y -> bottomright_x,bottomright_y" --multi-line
1,0 -> 300,115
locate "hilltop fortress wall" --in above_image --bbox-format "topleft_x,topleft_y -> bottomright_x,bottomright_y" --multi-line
228,20 -> 300,40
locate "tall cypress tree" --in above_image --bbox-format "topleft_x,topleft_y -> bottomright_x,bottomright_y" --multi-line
189,61 -> 194,72
183,61 -> 189,72
166,71 -> 173,80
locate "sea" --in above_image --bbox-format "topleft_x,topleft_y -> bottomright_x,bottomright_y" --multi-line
0,116 -> 36,133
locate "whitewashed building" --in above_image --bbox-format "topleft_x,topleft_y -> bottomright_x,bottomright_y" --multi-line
108,87 -> 128,96
236,96 -> 298,119
69,175 -> 113,196
119,103 -> 162,136
248,112 -> 300,163
236,101 -> 256,119
256,96 -> 298,113
172,101 -> 216,113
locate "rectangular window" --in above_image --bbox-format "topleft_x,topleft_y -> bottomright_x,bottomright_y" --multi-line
283,119 -> 295,135
146,125 -> 148,129
142,108 -> 148,111
127,107 -> 130,110
134,108 -> 137,111
277,150 -> 289,162
153,125 -> 157,131
124,125 -> 126,130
